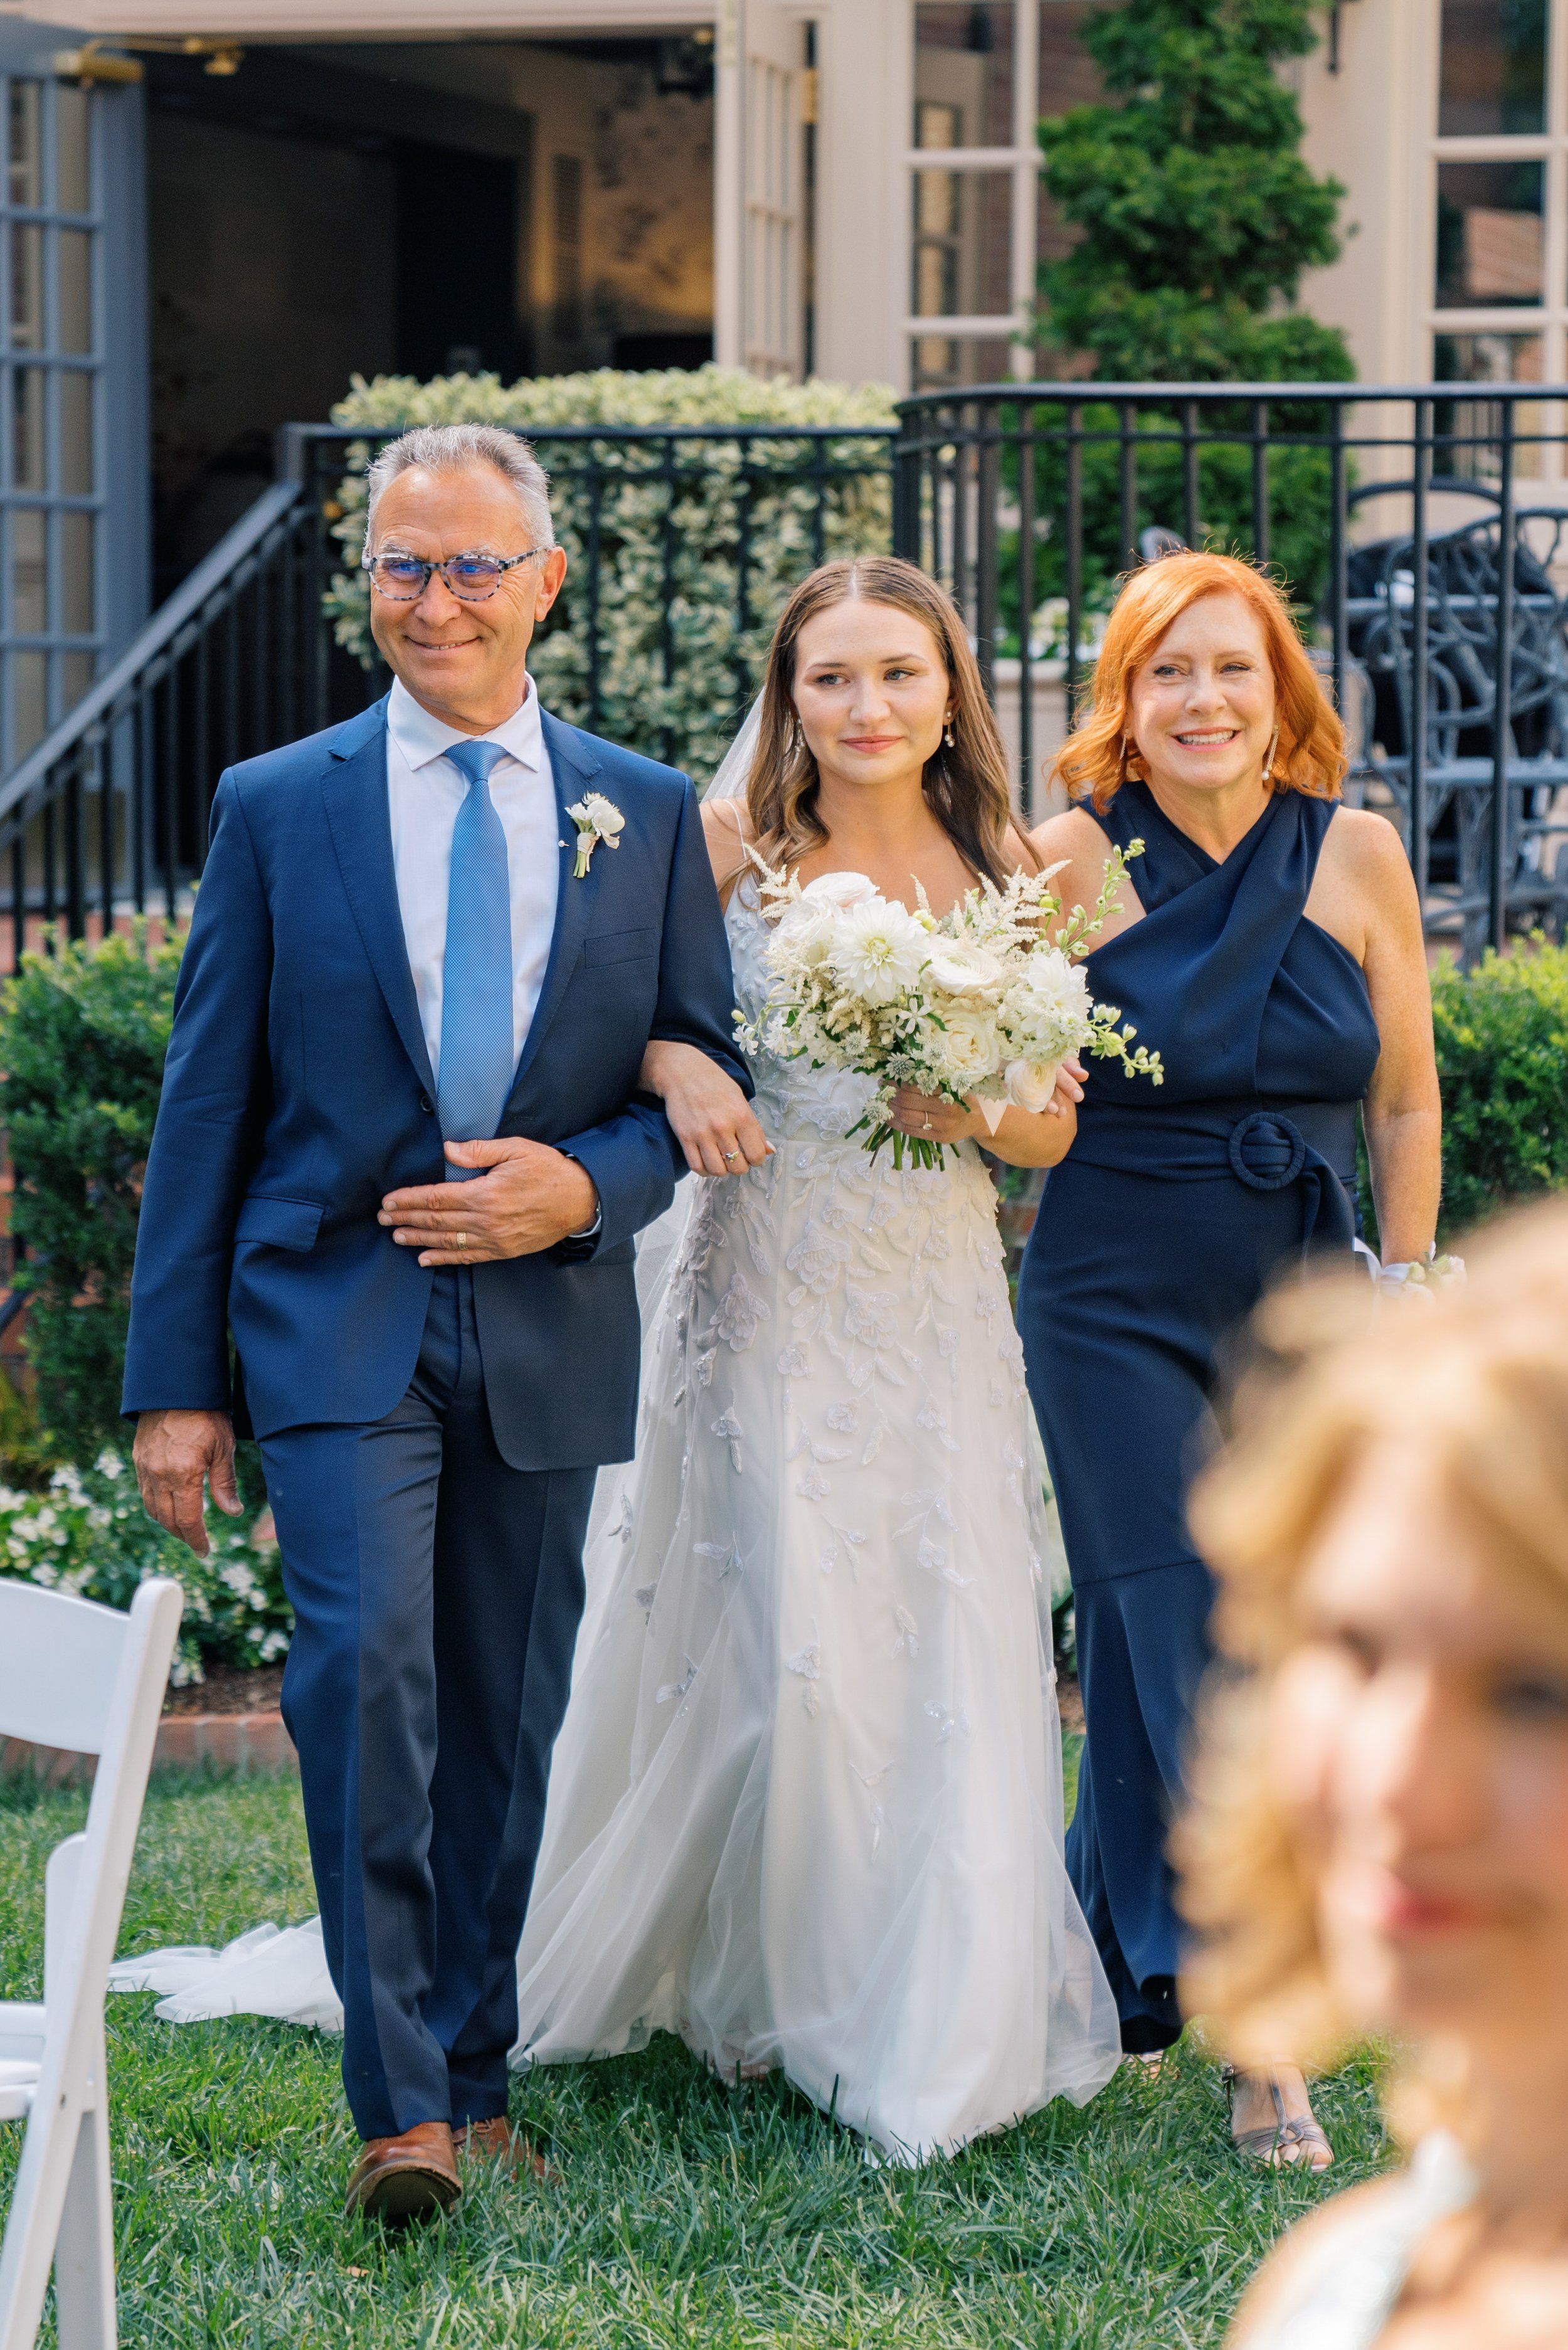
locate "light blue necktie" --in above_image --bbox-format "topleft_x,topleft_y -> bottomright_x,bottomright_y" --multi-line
438,739 -> 514,1177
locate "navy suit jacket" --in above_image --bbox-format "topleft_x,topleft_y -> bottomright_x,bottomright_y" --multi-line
121,696 -> 746,1470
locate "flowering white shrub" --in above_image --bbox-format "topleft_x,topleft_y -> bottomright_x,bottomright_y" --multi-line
0,1449 -> 289,1686
324,366 -> 899,784
741,849 -> 1165,1168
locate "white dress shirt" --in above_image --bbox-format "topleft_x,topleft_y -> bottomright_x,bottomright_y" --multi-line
385,674 -> 561,1084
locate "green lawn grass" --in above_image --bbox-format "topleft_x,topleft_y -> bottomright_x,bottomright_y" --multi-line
0,1768 -> 1391,2348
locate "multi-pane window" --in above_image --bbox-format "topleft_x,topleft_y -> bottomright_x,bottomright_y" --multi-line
1,71 -> 105,770
1431,0 -> 1562,475
908,1 -> 1034,389
743,15 -> 804,378
907,3 -> 1100,392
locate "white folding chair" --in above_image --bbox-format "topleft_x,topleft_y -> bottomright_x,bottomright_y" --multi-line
0,1578 -> 183,2350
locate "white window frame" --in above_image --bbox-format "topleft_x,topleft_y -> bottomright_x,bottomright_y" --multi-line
904,0 -> 1040,382
1426,0 -> 1568,462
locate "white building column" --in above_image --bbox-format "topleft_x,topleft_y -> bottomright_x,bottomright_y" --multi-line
714,0 -> 743,368
810,0 -> 911,387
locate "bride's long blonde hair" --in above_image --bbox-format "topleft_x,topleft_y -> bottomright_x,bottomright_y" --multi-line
742,558 -> 1033,885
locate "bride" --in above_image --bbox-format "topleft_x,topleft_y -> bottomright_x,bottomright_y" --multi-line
510,556 -> 1119,2157
110,555 -> 1121,2161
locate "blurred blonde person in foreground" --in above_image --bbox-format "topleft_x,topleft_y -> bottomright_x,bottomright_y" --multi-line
1177,1199 -> 1568,2348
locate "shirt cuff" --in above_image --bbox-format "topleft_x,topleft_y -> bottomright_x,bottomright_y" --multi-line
559,1153 -> 601,1239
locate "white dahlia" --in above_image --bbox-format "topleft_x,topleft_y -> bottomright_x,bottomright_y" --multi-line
829,897 -> 930,1005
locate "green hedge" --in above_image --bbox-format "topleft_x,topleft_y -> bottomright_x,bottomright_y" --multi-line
1353,940 -> 1568,1249
324,366 -> 899,783
1429,938 -> 1568,1235
0,1448 -> 288,1686
1,926 -> 181,1461
0,928 -> 283,1680
2,926 -> 1564,1673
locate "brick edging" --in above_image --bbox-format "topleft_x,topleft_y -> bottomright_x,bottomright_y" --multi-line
1,1710 -> 297,1784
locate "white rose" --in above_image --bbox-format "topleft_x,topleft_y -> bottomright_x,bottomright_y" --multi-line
923,939 -> 1005,997
1014,948 -> 1091,1025
770,895 -> 837,967
1004,1057 -> 1061,1114
1004,950 -> 1093,1057
830,897 -> 930,1005
801,870 -> 878,909
935,1006 -> 1000,1091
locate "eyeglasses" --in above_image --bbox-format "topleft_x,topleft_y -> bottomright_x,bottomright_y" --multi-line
361,547 -> 552,602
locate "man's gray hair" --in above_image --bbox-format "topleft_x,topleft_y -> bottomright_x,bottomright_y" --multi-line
364,424 -> 554,551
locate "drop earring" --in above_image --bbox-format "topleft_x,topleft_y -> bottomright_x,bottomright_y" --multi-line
943,711 -> 956,749
1261,723 -> 1279,784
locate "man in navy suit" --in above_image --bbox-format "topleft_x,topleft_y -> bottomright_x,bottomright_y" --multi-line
124,424 -> 757,2220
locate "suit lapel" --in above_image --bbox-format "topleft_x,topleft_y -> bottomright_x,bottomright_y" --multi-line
321,699 -> 437,1099
508,711 -> 604,1098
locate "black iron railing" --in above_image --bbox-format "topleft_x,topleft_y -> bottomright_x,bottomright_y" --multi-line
4,391 -> 1567,973
0,419 -> 896,970
894,382 -> 1568,958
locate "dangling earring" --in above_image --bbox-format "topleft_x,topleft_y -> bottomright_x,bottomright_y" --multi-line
1121,733 -> 1137,780
943,710 -> 956,749
1261,723 -> 1279,785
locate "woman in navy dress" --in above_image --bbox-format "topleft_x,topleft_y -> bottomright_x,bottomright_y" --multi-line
1019,551 -> 1442,2164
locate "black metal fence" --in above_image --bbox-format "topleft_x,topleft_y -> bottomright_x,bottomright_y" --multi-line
3,389 -> 1567,971
0,420 -> 895,970
894,382 -> 1568,959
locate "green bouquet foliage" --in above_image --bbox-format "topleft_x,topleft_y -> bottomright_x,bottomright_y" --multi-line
324,366 -> 899,785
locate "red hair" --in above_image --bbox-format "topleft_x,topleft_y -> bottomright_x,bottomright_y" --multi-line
1051,552 -> 1347,813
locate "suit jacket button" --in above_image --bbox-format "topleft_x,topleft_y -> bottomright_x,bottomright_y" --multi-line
420,1093 -> 434,1114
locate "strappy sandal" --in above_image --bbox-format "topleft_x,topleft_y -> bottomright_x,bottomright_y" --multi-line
1222,2063 -> 1334,2171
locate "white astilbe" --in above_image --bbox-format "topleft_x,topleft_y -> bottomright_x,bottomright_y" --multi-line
738,845 -> 1164,1168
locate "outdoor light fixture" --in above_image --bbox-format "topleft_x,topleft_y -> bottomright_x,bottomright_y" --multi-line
1327,0 -> 1361,75
54,36 -> 245,87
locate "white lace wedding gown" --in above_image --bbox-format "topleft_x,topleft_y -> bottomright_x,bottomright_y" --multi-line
109,882 -> 1120,2160
508,884 -> 1120,2157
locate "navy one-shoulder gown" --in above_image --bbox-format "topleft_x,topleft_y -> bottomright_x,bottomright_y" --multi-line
1017,778 -> 1380,2050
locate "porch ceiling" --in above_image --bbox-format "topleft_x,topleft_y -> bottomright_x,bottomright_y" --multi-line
0,1 -> 715,31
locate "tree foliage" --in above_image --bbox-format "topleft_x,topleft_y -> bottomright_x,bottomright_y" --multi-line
1038,0 -> 1353,384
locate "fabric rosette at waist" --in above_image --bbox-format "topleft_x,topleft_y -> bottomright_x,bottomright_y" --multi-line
1069,1097 -> 1359,1249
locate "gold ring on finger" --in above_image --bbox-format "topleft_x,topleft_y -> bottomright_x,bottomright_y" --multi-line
455,1231 -> 468,1249
723,1148 -> 741,1163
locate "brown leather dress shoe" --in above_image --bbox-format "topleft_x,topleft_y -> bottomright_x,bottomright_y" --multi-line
458,2116 -> 558,2183
344,2120 -> 462,2223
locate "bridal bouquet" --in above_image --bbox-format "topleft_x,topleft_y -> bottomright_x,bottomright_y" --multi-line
738,845 -> 1164,1168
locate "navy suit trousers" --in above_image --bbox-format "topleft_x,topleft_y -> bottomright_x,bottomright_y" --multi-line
261,1269 -> 595,2141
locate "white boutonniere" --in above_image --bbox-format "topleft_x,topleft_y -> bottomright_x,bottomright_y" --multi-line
566,793 -> 625,879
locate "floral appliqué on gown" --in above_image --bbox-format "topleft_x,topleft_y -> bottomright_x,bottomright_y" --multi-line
511,882 -> 1121,2159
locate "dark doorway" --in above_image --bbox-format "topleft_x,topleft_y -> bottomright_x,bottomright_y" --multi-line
396,147 -> 527,383
612,332 -> 714,370
145,45 -> 532,598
